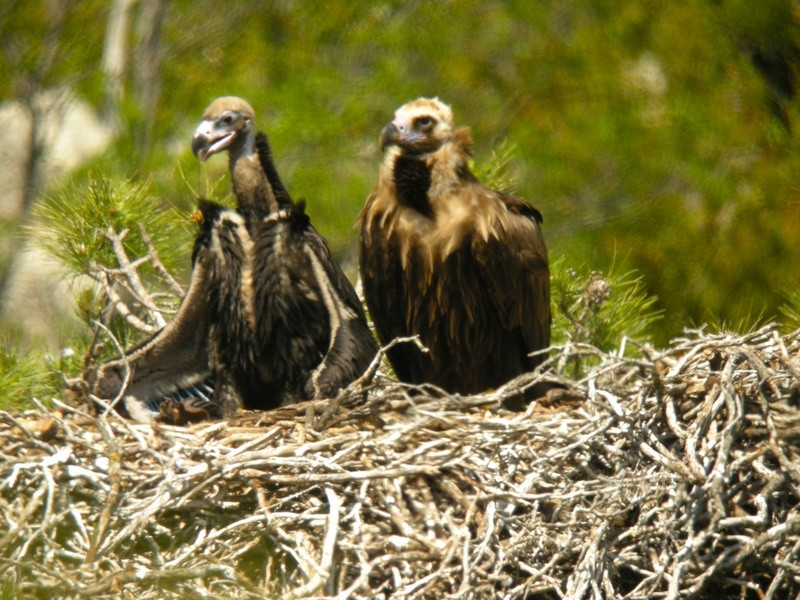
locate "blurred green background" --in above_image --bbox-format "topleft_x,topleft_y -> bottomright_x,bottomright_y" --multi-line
1,0 -> 799,357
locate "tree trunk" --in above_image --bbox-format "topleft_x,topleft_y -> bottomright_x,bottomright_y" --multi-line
0,1 -> 70,310
133,0 -> 168,152
102,0 -> 137,131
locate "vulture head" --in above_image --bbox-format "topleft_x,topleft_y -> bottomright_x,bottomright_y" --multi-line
192,96 -> 256,162
380,97 -> 454,155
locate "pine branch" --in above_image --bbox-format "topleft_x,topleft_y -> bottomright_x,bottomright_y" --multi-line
34,175 -> 194,348
550,258 -> 663,377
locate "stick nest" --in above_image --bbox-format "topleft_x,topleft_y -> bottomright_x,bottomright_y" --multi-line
2,325 -> 800,599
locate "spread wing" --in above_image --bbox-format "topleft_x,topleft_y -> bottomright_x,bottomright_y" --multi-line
88,247 -> 214,422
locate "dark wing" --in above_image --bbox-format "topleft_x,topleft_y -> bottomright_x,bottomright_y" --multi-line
88,245 -> 214,422
294,204 -> 377,397
358,192 -> 427,383
249,202 -> 376,402
472,189 -> 551,368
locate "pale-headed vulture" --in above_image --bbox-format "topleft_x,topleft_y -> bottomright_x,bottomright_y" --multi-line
88,96 -> 376,421
359,97 -> 550,396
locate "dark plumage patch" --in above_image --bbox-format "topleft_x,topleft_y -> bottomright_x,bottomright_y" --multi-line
208,223 -> 252,370
456,163 -> 477,184
255,132 -> 293,210
289,200 -> 311,234
192,200 -> 218,256
393,155 -> 433,218
502,192 -> 543,224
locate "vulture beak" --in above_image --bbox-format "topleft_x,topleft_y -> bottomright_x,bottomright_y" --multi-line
379,119 -> 426,151
379,122 -> 401,150
192,119 -> 236,162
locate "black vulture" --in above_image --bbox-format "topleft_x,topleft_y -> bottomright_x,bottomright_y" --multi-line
87,96 -> 376,421
359,97 -> 550,395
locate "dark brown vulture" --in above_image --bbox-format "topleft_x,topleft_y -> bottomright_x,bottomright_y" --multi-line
87,96 -> 376,421
359,97 -> 550,395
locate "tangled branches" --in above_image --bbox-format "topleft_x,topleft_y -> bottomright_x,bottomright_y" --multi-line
85,224 -> 184,335
1,325 -> 800,599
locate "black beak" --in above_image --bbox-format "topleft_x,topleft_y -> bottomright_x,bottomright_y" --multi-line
379,122 -> 400,151
192,134 -> 208,160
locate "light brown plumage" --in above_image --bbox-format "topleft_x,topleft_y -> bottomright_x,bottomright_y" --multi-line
192,96 -> 284,219
359,97 -> 551,395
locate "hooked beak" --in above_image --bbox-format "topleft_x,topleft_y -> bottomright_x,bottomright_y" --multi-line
379,122 -> 400,151
192,120 -> 236,162
379,120 -> 426,151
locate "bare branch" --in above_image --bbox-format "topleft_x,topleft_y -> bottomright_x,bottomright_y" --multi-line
2,324 -> 800,597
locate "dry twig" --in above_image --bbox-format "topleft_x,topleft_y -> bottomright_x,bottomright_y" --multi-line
2,325 -> 800,598
7,227 -> 800,598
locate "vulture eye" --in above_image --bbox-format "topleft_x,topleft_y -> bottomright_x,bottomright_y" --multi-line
220,113 -> 235,126
415,116 -> 434,129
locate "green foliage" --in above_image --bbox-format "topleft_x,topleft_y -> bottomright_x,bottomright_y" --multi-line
0,336 -> 81,410
549,259 -> 662,378
0,575 -> 15,600
551,258 -> 662,349
471,139 -> 524,197
35,175 -> 193,278
32,175 -> 197,361
0,0 -> 106,99
780,289 -> 800,333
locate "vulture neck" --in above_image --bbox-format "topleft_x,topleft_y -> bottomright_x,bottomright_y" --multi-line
392,153 -> 434,218
229,130 -> 280,221
391,128 -> 474,218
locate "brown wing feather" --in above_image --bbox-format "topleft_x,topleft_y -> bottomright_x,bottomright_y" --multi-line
88,248 -> 213,419
359,191 -> 427,384
471,187 -> 551,368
